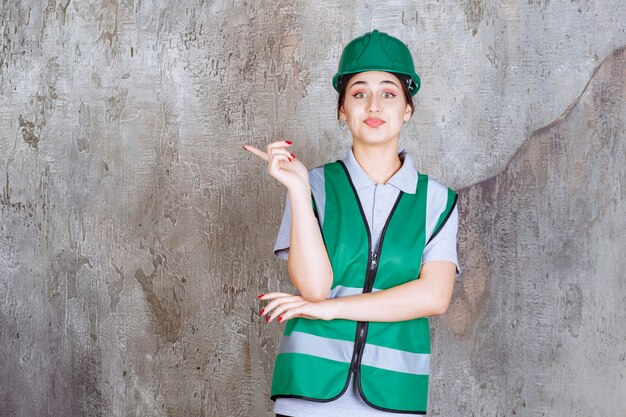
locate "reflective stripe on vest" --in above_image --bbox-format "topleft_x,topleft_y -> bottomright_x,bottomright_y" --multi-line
279,330 -> 431,375
270,160 -> 458,414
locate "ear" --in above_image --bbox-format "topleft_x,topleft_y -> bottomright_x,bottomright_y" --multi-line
339,105 -> 347,122
403,103 -> 412,122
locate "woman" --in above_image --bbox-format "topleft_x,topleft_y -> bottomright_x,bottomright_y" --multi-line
243,29 -> 460,417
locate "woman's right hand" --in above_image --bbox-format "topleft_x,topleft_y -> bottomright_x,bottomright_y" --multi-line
242,140 -> 310,192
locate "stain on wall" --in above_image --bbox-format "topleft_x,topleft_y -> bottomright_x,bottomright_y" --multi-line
0,1 -> 625,416
435,46 -> 626,416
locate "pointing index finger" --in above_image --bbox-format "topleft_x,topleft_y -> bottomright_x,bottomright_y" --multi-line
242,144 -> 268,161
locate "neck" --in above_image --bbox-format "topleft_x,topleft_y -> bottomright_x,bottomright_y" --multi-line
352,142 -> 403,185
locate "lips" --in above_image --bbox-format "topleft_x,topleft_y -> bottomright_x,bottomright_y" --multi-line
364,118 -> 385,128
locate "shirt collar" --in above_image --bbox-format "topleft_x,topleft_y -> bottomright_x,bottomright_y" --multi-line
341,146 -> 418,194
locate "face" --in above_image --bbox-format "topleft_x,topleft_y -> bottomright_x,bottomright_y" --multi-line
339,71 -> 412,146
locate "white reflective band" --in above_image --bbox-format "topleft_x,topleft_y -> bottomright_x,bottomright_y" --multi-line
362,343 -> 430,375
278,331 -> 354,363
328,285 -> 383,299
278,331 -> 430,375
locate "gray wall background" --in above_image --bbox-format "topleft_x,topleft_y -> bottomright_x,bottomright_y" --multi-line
1,1 -> 625,416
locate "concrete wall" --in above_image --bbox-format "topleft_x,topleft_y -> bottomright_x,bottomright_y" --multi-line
0,1 -> 624,416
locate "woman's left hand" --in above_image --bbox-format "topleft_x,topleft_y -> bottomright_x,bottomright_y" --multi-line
258,292 -> 335,323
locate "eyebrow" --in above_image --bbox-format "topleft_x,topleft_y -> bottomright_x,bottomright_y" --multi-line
349,80 -> 400,89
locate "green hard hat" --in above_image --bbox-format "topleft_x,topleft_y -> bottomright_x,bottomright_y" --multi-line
332,29 -> 421,96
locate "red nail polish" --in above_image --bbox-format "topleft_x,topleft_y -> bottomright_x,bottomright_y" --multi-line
242,145 -> 248,150
278,317 -> 283,322
266,316 -> 271,322
258,294 -> 264,299
285,141 -> 292,145
260,309 -> 265,315
290,153 -> 296,159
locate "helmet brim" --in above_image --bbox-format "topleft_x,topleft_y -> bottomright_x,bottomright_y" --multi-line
332,70 -> 421,96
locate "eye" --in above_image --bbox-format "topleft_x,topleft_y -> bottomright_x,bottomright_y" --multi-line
382,91 -> 396,98
353,91 -> 367,99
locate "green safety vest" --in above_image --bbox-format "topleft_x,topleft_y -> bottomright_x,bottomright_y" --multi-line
270,160 -> 458,414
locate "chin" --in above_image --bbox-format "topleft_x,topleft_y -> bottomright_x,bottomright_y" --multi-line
355,134 -> 396,146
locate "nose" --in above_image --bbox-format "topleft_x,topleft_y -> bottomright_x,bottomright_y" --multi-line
367,95 -> 381,113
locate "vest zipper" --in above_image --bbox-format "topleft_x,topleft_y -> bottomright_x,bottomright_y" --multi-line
349,191 -> 404,381
349,248 -> 379,374
336,160 -> 405,397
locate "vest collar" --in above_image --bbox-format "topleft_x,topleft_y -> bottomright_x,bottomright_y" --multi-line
341,146 -> 418,195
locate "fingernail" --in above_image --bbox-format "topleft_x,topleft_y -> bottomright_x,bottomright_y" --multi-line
278,317 -> 283,322
266,316 -> 271,322
260,309 -> 265,315
258,294 -> 264,299
285,141 -> 292,145
242,145 -> 248,150
290,153 -> 296,159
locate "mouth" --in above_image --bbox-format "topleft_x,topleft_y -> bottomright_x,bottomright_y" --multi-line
364,118 -> 385,128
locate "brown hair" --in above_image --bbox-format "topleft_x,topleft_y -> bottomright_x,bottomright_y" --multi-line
336,72 -> 415,120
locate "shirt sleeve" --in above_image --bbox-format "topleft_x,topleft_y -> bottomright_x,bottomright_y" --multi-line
421,204 -> 461,278
273,193 -> 291,261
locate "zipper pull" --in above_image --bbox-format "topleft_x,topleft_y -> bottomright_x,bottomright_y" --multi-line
370,251 -> 378,270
